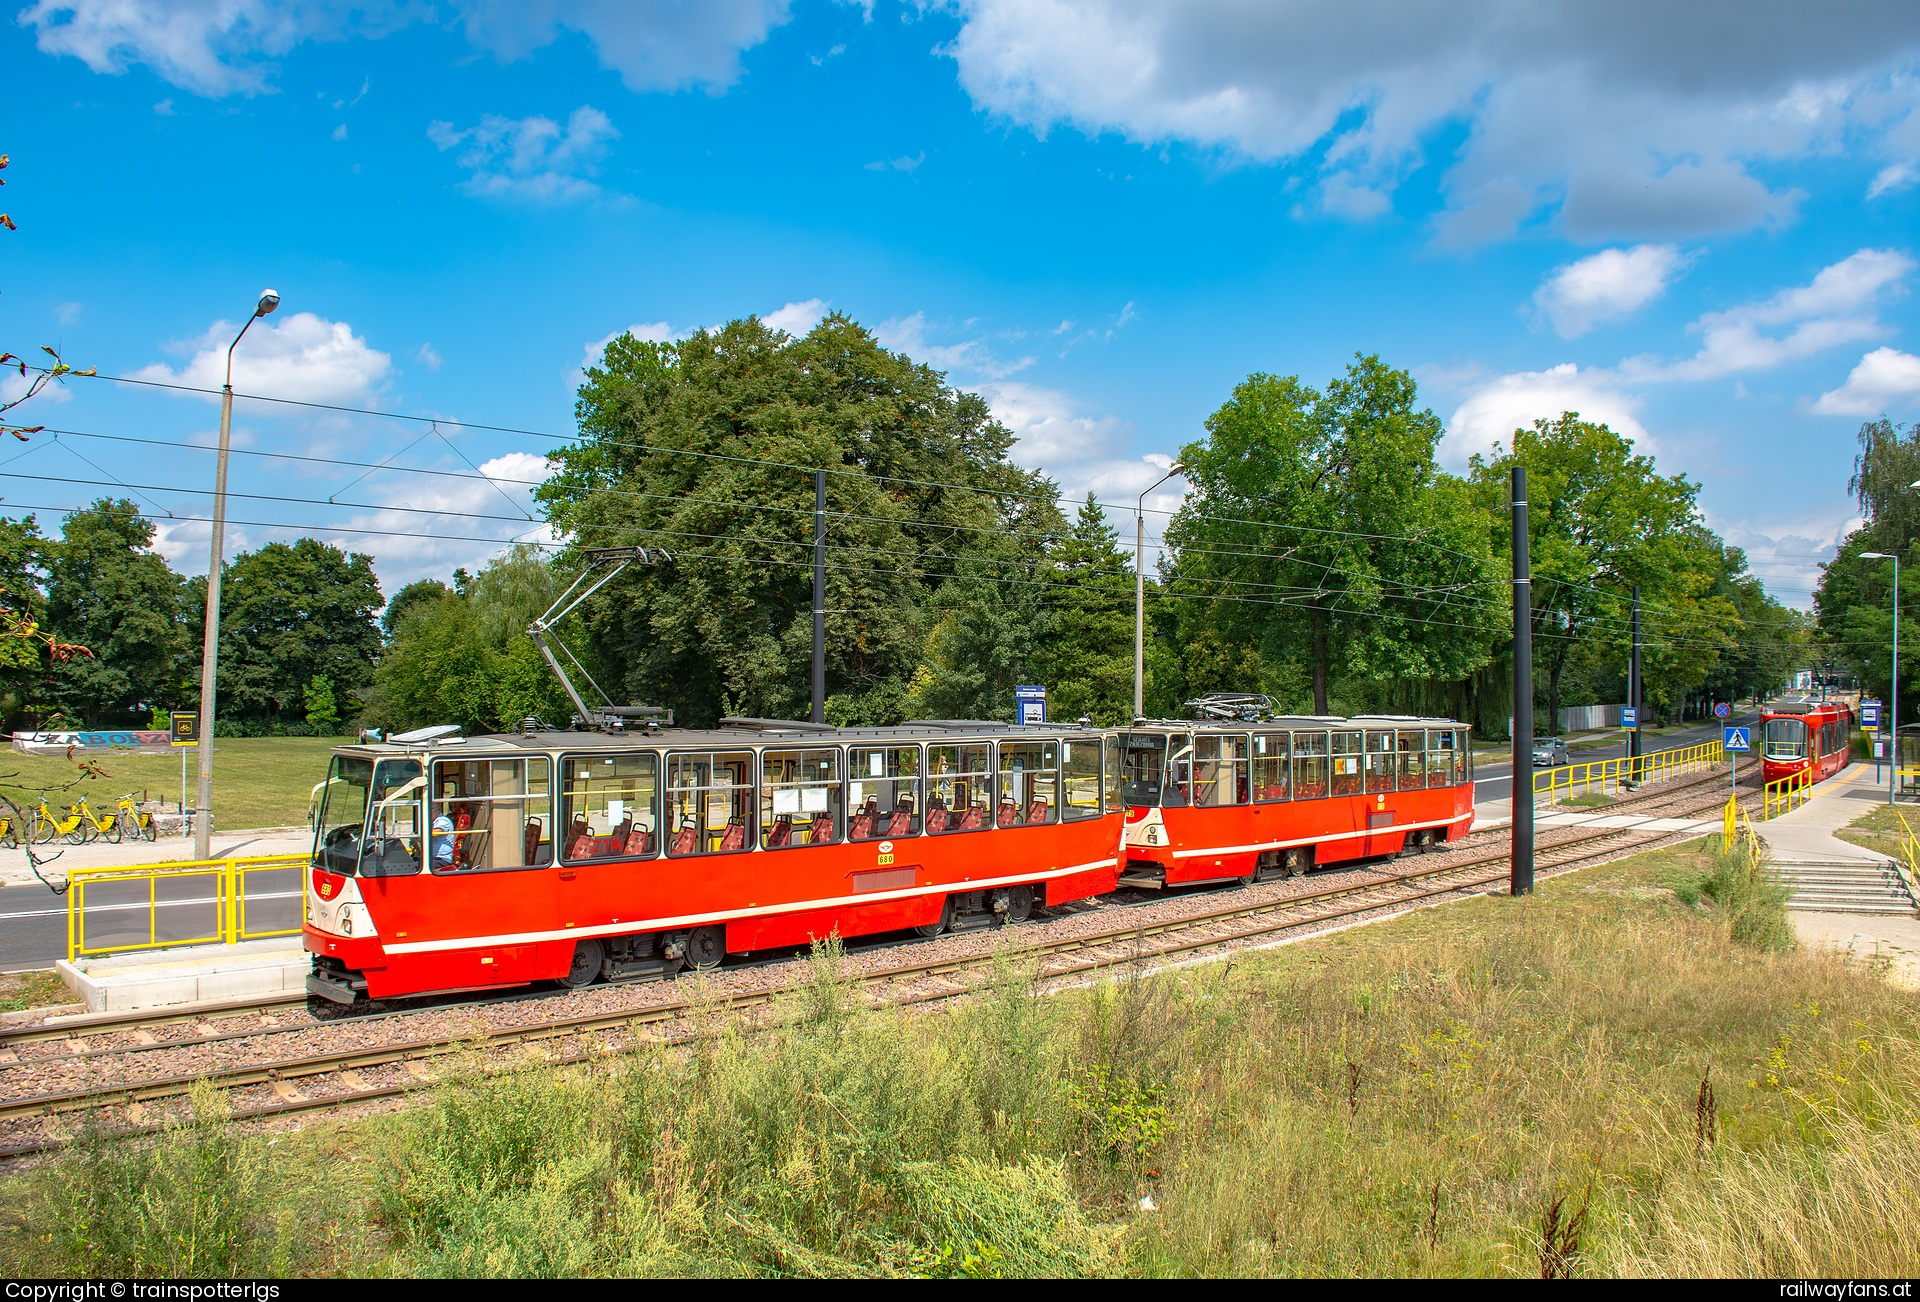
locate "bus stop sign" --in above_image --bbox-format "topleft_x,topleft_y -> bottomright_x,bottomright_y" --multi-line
1724,726 -> 1751,752
1863,700 -> 1883,728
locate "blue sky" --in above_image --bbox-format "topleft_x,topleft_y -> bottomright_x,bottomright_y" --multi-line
5,1 -> 1920,607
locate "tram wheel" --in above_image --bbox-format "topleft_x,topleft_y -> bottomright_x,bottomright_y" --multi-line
1285,849 -> 1309,878
1005,885 -> 1034,923
686,926 -> 725,971
560,938 -> 605,989
914,897 -> 953,938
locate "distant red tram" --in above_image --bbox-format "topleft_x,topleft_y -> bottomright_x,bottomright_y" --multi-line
1759,701 -> 1855,786
1115,714 -> 1475,888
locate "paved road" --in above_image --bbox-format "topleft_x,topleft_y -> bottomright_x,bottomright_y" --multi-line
1470,713 -> 1759,803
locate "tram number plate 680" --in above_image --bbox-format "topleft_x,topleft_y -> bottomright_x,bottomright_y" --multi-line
877,853 -> 895,865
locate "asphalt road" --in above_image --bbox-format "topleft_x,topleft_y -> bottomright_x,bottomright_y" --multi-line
1469,713 -> 1759,802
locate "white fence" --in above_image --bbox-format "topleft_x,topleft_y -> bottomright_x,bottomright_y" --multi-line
1509,703 -> 1625,738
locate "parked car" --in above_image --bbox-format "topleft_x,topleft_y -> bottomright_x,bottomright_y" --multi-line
1532,736 -> 1570,766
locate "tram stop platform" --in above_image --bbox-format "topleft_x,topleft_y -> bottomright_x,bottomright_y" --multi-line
56,937 -> 308,1014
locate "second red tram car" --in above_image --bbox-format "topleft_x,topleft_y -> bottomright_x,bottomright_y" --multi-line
1760,701 -> 1856,786
1116,714 -> 1475,888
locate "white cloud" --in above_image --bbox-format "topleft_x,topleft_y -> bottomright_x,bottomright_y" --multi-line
581,322 -> 672,373
429,106 -> 619,204
976,379 -> 1182,515
1632,247 -> 1914,381
1869,162 -> 1917,197
331,122 -> 347,141
134,311 -> 392,406
943,0 -> 1920,242
0,370 -> 75,407
54,302 -> 83,325
864,152 -> 925,173
23,0 -> 791,97
762,299 -> 829,335
1442,363 -> 1649,467
1532,244 -> 1687,338
415,343 -> 442,371
1717,514 -> 1862,610
875,312 -> 1033,378
1813,346 -> 1920,415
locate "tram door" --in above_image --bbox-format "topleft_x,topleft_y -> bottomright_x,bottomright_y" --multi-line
429,757 -> 555,981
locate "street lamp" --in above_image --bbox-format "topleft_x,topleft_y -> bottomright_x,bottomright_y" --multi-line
1862,550 -> 1898,806
1135,462 -> 1185,720
194,289 -> 279,858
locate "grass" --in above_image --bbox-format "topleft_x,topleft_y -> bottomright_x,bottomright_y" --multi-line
1831,800 -> 1920,863
0,968 -> 70,1013
0,736 -> 345,832
1558,792 -> 1615,808
4,835 -> 1917,1277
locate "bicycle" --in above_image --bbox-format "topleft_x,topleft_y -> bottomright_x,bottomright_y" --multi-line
71,795 -> 119,844
27,796 -> 85,845
113,791 -> 155,843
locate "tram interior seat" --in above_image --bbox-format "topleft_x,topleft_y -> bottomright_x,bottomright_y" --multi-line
524,819 -> 542,866
768,815 -> 793,847
671,824 -> 698,855
1027,798 -> 1049,824
720,820 -> 747,852
926,801 -> 950,834
998,800 -> 1019,826
958,805 -> 986,831
849,805 -> 877,840
885,801 -> 914,837
807,812 -> 833,844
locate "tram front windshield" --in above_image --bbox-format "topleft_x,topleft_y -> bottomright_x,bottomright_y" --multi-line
1762,718 -> 1807,760
313,755 -> 421,875
1119,733 -> 1188,807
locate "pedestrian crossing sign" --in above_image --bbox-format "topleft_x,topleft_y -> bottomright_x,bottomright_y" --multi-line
1723,726 -> 1751,752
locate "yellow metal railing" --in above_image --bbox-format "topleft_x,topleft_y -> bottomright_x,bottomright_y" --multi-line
1762,767 -> 1815,819
1534,738 -> 1725,804
66,853 -> 307,961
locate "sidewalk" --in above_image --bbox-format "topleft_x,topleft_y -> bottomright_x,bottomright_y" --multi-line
0,825 -> 311,888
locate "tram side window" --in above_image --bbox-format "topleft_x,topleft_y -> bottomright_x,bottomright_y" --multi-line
999,741 -> 1060,826
1293,731 -> 1331,799
1359,733 -> 1390,795
849,746 -> 921,840
1397,730 -> 1426,792
430,757 -> 552,873
1194,734 -> 1249,806
1253,732 -> 1289,802
665,751 -> 753,856
1454,729 -> 1469,785
1102,735 -> 1124,812
1063,738 -> 1103,821
561,754 -> 659,862
927,743 -> 993,833
1427,729 -> 1455,789
762,747 -> 842,849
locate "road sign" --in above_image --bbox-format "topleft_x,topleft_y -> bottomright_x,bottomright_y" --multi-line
1863,699 -> 1883,728
1723,726 -> 1751,752
1713,701 -> 1731,720
169,711 -> 199,747
1621,706 -> 1638,728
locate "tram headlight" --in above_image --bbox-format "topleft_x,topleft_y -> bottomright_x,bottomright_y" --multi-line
340,910 -> 354,937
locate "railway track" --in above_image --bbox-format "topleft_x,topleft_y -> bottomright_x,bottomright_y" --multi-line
0,807 -> 1720,1159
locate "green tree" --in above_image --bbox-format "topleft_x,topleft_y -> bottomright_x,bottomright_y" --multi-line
543,314 -> 1061,727
304,673 -> 339,732
382,578 -> 449,640
206,538 -> 383,726
1815,419 -> 1920,721
42,499 -> 185,727
1032,494 -> 1134,725
1166,355 -> 1504,714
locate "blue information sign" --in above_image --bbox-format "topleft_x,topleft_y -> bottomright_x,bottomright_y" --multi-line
1015,685 -> 1047,725
1863,700 -> 1883,728
1621,706 -> 1638,728
1723,726 -> 1751,752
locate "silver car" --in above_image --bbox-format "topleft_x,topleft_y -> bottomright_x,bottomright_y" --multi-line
1532,737 -> 1570,766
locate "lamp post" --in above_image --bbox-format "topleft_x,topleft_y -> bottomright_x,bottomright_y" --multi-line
194,289 -> 280,859
1135,462 -> 1185,720
1863,550 -> 1899,806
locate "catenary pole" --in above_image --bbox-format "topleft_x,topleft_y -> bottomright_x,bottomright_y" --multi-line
1134,463 -> 1183,720
194,289 -> 278,860
1630,584 -> 1642,784
1511,465 -> 1534,895
812,469 -> 826,724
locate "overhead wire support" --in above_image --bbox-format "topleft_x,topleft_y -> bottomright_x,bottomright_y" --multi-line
526,545 -> 672,731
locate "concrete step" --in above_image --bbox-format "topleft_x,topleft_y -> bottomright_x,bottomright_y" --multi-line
1788,900 -> 1918,916
1788,890 -> 1913,909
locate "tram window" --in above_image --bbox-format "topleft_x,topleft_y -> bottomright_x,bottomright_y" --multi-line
1454,729 -> 1469,785
561,754 -> 659,862
1253,732 -> 1289,802
361,759 -> 425,877
1293,731 -> 1331,799
1397,730 -> 1426,792
849,746 -> 920,840
1351,733 -> 1382,795
1762,718 -> 1806,761
1062,738 -> 1102,821
1194,734 -> 1249,806
762,747 -> 842,849
927,743 -> 993,833
665,751 -> 753,856
1120,733 -> 1183,807
1427,729 -> 1454,789
1102,734 -> 1124,812
315,755 -> 375,875
429,757 -> 552,873
999,741 -> 1060,826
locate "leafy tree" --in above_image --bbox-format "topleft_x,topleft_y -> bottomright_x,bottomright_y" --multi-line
382,578 -> 449,640
304,674 -> 339,732
205,538 -> 383,726
42,499 -> 185,727
1166,355 -> 1504,714
1469,414 -> 1742,726
543,314 -> 1061,727
1815,419 -> 1920,721
1032,494 -> 1134,724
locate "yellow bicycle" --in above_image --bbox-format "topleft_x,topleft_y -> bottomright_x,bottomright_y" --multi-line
72,795 -> 119,844
27,796 -> 86,845
113,791 -> 155,843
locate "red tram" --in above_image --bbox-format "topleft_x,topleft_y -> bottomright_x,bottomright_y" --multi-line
1760,701 -> 1856,786
1114,711 -> 1475,887
305,720 -> 1126,1005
